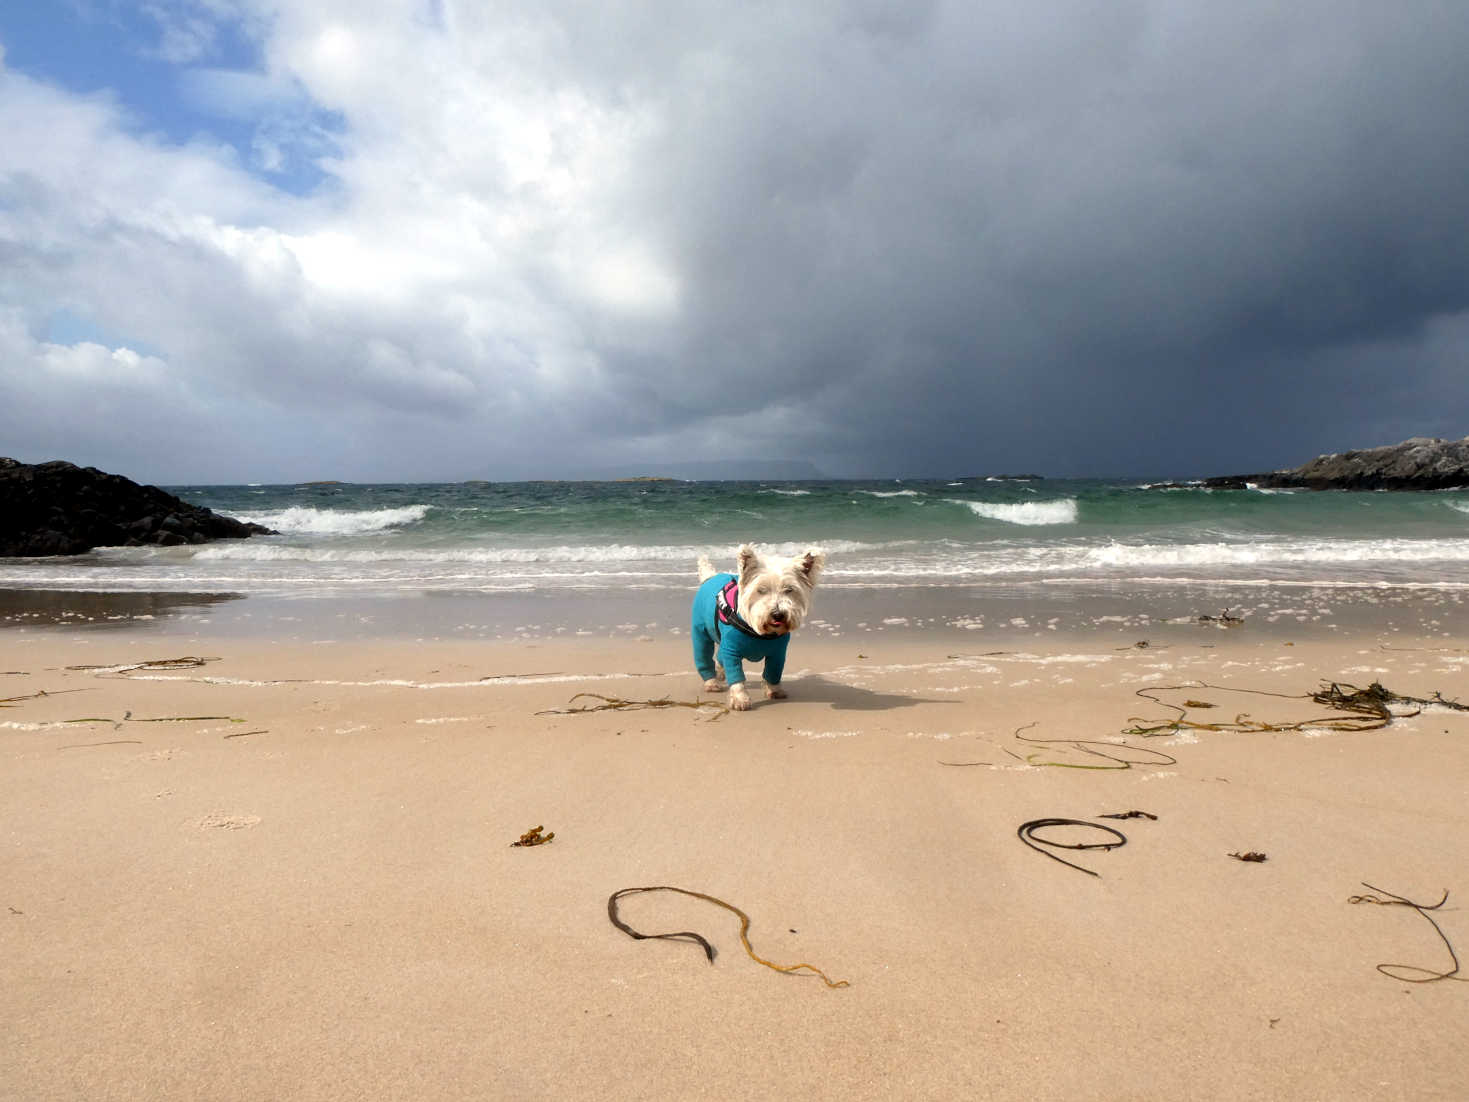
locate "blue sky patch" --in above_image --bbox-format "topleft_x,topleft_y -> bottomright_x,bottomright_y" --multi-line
0,3 -> 339,196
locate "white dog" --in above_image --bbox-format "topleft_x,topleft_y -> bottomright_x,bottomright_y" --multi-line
690,544 -> 826,710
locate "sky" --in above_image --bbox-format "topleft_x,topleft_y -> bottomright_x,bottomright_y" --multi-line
1,1 -> 1467,484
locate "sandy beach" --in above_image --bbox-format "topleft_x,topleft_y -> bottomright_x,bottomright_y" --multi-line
3,604 -> 1467,1100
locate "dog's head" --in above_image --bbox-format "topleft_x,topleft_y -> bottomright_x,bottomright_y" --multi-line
735,544 -> 826,636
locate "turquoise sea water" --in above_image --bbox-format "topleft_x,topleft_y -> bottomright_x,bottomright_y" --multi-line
4,478 -> 1469,602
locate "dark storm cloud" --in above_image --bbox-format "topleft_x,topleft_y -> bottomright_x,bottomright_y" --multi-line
591,0 -> 1469,476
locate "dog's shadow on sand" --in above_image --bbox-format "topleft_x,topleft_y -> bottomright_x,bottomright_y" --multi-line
791,675 -> 961,713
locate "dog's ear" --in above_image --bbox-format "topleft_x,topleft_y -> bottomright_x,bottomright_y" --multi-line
797,548 -> 826,585
736,544 -> 761,583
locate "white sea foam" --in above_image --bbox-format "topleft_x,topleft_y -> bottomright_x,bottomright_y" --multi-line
118,672 -> 645,689
234,504 -> 431,535
191,540 -> 866,565
951,498 -> 1079,525
1086,537 -> 1469,569
1447,500 -> 1469,516
10,529 -> 1469,597
857,489 -> 922,498
193,543 -> 683,564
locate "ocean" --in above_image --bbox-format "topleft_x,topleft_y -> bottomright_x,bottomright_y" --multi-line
4,478 -> 1469,639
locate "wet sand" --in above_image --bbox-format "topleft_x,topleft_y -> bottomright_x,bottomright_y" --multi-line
2,576 -> 1465,644
2,603 -> 1467,1100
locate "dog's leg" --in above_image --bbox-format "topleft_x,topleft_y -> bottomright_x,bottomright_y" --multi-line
765,682 -> 787,701
728,682 -> 752,711
692,609 -> 724,690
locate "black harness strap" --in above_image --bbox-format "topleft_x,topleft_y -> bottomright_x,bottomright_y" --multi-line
715,579 -> 779,640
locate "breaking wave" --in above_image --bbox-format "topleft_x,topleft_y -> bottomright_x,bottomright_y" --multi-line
952,498 -> 1079,526
233,505 -> 431,536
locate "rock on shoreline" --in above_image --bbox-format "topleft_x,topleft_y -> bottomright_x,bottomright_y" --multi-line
0,458 -> 275,558
1203,436 -> 1469,491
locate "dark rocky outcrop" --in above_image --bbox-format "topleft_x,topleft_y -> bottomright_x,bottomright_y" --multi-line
1203,436 -> 1469,491
0,458 -> 275,557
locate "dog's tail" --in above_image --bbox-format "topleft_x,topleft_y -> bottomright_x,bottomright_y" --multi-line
697,554 -> 717,582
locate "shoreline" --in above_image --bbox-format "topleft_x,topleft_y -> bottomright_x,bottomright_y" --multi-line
4,604 -> 1467,1099
2,575 -> 1466,645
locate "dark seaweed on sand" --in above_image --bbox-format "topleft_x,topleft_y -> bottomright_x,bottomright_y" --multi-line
607,886 -> 848,988
1349,883 -> 1468,984
1126,680 -> 1467,736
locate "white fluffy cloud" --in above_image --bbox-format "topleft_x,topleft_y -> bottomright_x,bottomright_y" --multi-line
2,1 -> 1468,482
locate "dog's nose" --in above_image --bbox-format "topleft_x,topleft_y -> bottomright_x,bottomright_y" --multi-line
770,609 -> 787,623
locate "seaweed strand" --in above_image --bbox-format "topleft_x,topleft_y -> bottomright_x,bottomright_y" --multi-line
66,657 -> 219,678
1009,722 -> 1177,770
1124,679 -> 1464,737
1016,819 -> 1128,878
607,885 -> 848,988
539,693 -> 728,719
1348,882 -> 1467,983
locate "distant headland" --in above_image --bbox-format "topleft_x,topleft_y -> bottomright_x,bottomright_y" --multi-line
1199,436 -> 1469,491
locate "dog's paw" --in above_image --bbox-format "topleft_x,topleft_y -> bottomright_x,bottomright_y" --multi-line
765,684 -> 787,701
728,685 -> 752,711
702,677 -> 727,693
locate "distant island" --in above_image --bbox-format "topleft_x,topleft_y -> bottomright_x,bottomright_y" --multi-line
1201,435 -> 1469,490
1,458 -> 274,557
586,458 -> 826,481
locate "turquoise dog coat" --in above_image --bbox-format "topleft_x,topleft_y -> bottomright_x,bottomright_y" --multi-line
691,573 -> 790,686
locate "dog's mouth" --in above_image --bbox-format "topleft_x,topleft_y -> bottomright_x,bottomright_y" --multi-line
760,610 -> 794,635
